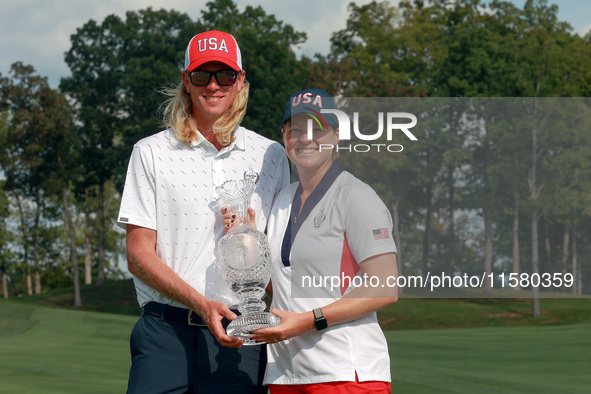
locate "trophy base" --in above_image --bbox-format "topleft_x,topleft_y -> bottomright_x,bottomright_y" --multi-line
227,312 -> 281,346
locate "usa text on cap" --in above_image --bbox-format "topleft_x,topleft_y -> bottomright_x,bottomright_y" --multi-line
281,88 -> 338,127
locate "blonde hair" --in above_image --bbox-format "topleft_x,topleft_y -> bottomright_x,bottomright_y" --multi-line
161,76 -> 249,146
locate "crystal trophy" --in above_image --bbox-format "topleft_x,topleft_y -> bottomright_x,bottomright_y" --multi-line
217,168 -> 280,345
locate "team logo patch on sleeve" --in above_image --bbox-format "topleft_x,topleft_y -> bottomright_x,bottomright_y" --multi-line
373,228 -> 389,240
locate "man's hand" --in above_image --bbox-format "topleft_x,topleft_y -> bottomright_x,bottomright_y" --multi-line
194,298 -> 243,348
194,300 -> 242,348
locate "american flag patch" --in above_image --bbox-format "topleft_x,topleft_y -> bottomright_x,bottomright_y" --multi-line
373,228 -> 389,240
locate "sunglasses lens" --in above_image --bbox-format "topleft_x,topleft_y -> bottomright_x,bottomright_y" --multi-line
216,71 -> 237,86
190,71 -> 211,86
189,71 -> 237,86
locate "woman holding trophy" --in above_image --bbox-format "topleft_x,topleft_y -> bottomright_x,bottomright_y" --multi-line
224,89 -> 398,393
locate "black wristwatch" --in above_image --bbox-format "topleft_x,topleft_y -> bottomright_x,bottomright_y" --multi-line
313,308 -> 328,330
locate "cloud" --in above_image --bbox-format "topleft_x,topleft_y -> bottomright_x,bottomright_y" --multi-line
1,0 -> 368,87
0,0 -> 212,87
579,23 -> 591,36
3,0 -> 584,89
234,0 -> 356,57
0,0 -> 123,86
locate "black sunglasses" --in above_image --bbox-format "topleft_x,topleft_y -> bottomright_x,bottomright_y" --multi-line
188,70 -> 239,86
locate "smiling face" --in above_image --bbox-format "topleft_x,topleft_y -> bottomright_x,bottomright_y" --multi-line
182,61 -> 245,131
282,114 -> 339,179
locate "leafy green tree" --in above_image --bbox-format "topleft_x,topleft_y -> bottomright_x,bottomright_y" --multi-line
61,9 -> 197,286
0,178 -> 13,299
323,0 -> 591,304
319,1 -> 420,98
0,112 -> 9,298
327,2 -> 429,283
0,62 -> 51,295
506,0 -> 590,316
530,100 -> 591,294
0,62 -> 82,305
60,14 -> 127,289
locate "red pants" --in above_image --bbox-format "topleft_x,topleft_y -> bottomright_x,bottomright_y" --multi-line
269,373 -> 391,394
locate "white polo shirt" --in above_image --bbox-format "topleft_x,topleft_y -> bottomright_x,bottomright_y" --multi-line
264,161 -> 397,385
117,126 -> 290,309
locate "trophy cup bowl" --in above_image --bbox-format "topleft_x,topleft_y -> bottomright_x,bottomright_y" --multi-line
217,170 -> 280,345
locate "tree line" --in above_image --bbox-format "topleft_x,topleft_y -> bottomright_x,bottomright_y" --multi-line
1,0 -> 590,314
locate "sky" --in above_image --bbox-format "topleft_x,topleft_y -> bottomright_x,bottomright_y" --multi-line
1,0 -> 590,88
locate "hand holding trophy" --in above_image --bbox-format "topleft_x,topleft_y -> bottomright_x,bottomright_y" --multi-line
217,167 -> 280,345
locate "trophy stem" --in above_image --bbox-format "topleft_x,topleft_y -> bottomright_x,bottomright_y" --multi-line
230,203 -> 249,225
236,285 -> 266,314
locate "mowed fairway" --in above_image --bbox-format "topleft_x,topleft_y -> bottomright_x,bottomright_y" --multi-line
0,302 -> 136,393
387,324 -> 591,393
1,300 -> 590,393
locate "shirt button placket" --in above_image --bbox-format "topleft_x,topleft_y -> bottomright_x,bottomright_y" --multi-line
212,154 -> 224,195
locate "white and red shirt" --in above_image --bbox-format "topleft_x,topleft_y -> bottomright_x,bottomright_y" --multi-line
117,126 -> 290,309
265,161 -> 397,385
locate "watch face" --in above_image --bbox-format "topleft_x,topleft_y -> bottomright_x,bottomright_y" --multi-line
315,317 -> 327,330
314,308 -> 328,330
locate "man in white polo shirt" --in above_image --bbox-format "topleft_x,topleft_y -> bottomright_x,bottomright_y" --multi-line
117,30 -> 289,393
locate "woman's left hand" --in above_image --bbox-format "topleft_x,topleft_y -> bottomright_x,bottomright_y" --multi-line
250,308 -> 314,344
220,206 -> 256,234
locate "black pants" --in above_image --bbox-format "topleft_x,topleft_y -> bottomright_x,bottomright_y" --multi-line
127,304 -> 267,394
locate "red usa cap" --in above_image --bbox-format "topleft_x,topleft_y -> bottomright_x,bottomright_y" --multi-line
184,30 -> 242,72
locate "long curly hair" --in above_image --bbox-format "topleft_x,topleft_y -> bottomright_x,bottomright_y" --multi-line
161,75 -> 249,146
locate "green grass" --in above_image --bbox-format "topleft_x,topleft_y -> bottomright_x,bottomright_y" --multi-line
2,281 -> 591,393
388,324 -> 591,393
0,301 -> 135,393
378,297 -> 591,330
12,280 -> 591,330
9,279 -> 141,316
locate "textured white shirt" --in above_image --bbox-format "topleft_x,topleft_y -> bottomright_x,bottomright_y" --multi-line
117,126 -> 289,308
264,163 -> 396,385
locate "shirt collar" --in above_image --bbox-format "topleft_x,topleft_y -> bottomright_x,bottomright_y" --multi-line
167,126 -> 245,152
226,126 -> 245,152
